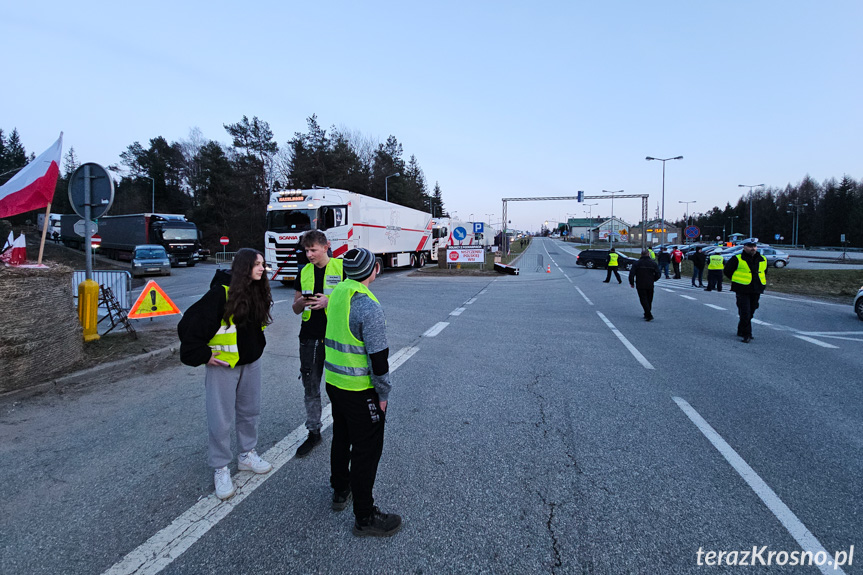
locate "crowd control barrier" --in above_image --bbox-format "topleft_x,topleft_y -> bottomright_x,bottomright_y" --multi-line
73,270 -> 132,310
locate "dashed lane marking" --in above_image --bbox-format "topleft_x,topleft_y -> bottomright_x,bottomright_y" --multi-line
596,311 -> 654,370
450,307 -> 466,316
793,335 -> 839,349
704,304 -> 727,310
662,288 -> 675,293
673,397 -> 846,575
465,298 -> 477,305
679,295 -> 697,301
422,322 -> 450,337
575,286 -> 593,306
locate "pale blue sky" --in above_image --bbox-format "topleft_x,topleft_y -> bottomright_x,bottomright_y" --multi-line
3,1 -> 860,232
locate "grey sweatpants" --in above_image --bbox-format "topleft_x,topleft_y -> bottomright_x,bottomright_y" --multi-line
299,338 -> 325,432
205,359 -> 262,469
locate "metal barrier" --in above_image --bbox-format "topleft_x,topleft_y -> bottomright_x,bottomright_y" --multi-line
73,270 -> 132,310
215,251 -> 237,266
534,254 -> 544,271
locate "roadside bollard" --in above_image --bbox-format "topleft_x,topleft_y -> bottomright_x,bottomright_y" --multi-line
78,279 -> 101,342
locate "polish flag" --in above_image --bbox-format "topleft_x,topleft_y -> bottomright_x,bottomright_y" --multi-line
1,231 -> 13,252
0,234 -> 26,265
0,134 -> 62,218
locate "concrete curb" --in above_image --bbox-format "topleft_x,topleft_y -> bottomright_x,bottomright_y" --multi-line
1,344 -> 180,402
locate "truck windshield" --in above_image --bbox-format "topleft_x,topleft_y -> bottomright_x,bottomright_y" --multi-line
162,228 -> 198,241
267,209 -> 316,232
432,227 -> 447,239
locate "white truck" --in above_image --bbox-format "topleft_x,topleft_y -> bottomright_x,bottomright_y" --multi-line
265,188 -> 433,284
430,218 -> 495,261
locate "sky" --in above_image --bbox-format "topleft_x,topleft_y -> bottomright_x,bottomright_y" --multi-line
3,1 -> 861,233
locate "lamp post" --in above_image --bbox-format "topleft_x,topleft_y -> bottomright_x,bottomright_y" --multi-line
141,175 -> 155,213
584,203 -> 597,248
787,201 -> 808,247
601,190 -> 623,246
728,215 -> 738,243
679,200 -> 696,243
738,184 -> 764,239
385,172 -> 400,203
646,155 -> 684,244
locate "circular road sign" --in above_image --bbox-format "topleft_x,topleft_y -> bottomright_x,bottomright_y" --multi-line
685,225 -> 700,239
68,163 -> 115,219
220,236 -> 230,245
453,226 -> 467,241
91,233 -> 102,248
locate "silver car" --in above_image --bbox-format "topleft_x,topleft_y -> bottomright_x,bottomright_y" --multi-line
854,287 -> 863,321
721,245 -> 790,268
131,244 -> 172,278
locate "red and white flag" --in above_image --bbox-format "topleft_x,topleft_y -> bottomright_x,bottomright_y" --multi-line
0,133 -> 62,218
0,234 -> 26,265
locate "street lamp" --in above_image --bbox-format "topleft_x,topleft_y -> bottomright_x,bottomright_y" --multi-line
728,215 -> 739,243
738,183 -> 764,239
584,202 -> 598,248
646,155 -> 684,244
385,172 -> 400,203
679,200 -> 696,242
601,190 -> 623,246
141,175 -> 155,213
787,201 -> 808,247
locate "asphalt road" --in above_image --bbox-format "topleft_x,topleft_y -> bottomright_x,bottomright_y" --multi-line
2,239 -> 860,574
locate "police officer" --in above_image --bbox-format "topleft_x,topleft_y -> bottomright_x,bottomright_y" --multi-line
603,247 -> 622,284
724,241 -> 767,343
704,249 -> 725,291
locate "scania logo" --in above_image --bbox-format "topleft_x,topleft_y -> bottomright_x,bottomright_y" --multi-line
278,235 -> 299,241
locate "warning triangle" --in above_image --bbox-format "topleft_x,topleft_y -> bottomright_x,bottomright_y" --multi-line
128,280 -> 181,319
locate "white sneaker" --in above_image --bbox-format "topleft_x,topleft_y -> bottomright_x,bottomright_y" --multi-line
214,466 -> 236,500
238,450 -> 272,474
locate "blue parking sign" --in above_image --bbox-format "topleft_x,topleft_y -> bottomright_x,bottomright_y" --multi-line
473,222 -> 484,234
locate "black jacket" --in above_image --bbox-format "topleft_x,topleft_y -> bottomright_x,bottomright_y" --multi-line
690,251 -> 707,269
629,256 -> 662,289
724,251 -> 767,294
178,269 -> 267,367
657,251 -> 671,265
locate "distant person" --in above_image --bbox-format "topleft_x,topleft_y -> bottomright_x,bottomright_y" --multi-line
52,230 -> 60,244
291,230 -> 344,458
647,247 -> 656,261
724,241 -> 767,343
325,248 -> 401,537
671,247 -> 684,279
704,250 -> 725,292
690,246 -> 706,288
178,248 -> 274,500
602,247 -> 622,284
629,249 -> 661,321
657,247 -> 671,279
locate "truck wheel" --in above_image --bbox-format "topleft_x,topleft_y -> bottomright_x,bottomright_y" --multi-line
418,253 -> 426,267
375,257 -> 384,275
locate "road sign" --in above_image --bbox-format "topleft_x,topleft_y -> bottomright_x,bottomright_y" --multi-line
73,219 -> 93,237
685,225 -> 700,239
447,247 -> 484,263
128,281 -> 181,319
473,222 -> 484,234
68,163 -> 114,219
220,236 -> 229,246
453,227 -> 467,242
91,233 -> 101,248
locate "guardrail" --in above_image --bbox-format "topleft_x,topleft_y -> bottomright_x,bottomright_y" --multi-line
73,270 -> 132,310
215,251 -> 237,266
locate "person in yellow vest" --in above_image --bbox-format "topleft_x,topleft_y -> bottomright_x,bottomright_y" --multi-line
704,248 -> 725,292
325,248 -> 401,537
291,231 -> 344,457
724,241 -> 767,343
648,247 -> 656,261
178,248 -> 274,500
603,247 -> 622,284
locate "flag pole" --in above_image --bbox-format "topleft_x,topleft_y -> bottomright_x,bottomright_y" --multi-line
38,203 -> 52,265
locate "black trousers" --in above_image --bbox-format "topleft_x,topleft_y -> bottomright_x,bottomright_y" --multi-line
637,288 -> 654,318
326,383 -> 385,519
735,292 -> 761,338
706,270 -> 724,291
672,261 -> 681,278
604,267 -> 621,282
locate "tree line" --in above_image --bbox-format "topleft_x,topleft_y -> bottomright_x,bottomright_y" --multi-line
0,116 -> 448,251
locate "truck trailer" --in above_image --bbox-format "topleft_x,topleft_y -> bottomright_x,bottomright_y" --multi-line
60,213 -> 201,266
265,188 -> 433,284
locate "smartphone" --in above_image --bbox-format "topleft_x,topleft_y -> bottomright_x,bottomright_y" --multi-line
303,293 -> 316,299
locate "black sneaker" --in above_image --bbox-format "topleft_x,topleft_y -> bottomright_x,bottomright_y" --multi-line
352,506 -> 403,537
332,488 -> 351,512
295,431 -> 321,458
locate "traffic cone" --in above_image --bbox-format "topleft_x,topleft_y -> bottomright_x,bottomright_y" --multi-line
546,265 -> 551,273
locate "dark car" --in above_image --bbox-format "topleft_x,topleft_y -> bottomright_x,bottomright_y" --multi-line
576,249 -> 636,270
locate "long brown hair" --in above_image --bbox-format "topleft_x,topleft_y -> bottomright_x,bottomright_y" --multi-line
223,248 -> 273,326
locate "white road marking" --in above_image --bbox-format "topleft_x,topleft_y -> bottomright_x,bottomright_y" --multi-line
752,318 -> 771,326
465,297 -> 477,305
450,307 -> 466,316
422,322 -> 450,337
273,299 -> 290,304
479,289 -> 488,295
704,304 -> 727,310
793,335 -> 839,349
673,397 -> 846,575
575,286 -> 593,306
103,346 -> 418,575
662,288 -> 675,293
596,311 -> 654,370
679,295 -> 697,300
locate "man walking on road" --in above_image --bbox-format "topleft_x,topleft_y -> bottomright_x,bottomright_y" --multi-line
325,248 -> 401,537
704,249 -> 725,291
690,246 -> 706,287
657,247 -> 671,279
291,231 -> 344,458
603,247 -> 622,284
724,241 -> 767,343
671,246 -> 684,279
629,249 -> 662,321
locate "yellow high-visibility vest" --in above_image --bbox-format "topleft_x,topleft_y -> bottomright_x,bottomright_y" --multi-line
708,254 -> 724,270
608,253 -> 619,266
731,254 -> 767,286
324,279 -> 380,391
300,257 -> 344,321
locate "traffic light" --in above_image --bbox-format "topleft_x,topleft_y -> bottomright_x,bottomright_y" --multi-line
577,190 -> 584,202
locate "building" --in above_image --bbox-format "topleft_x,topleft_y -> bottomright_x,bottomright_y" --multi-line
628,219 -> 682,246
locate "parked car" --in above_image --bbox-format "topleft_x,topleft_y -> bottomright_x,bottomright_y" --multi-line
855,287 -> 863,321
131,244 -> 172,278
721,245 -> 790,268
576,249 -> 637,270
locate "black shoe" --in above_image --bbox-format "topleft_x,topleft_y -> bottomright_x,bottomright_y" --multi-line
704,288 -> 712,291
332,488 -> 352,512
353,506 -> 403,537
645,315 -> 654,321
742,336 -> 751,343
602,280 -> 610,283
295,431 -> 321,458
